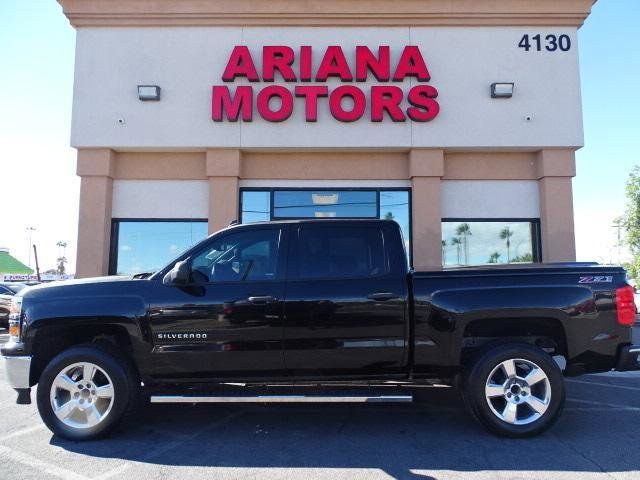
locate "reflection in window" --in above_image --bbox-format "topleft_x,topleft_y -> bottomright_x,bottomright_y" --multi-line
241,191 -> 270,223
441,220 -> 539,267
113,220 -> 208,275
240,188 -> 412,264
274,191 -> 377,218
190,229 -> 281,282
379,191 -> 410,260
297,226 -> 387,279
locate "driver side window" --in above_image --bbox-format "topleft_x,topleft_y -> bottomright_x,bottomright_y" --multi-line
190,228 -> 281,283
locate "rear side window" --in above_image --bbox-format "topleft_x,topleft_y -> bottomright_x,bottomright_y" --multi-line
296,226 -> 388,279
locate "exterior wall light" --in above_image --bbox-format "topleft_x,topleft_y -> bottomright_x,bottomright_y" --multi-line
490,83 -> 514,98
138,85 -> 161,101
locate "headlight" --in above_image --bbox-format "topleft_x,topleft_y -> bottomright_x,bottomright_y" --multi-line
8,297 -> 22,341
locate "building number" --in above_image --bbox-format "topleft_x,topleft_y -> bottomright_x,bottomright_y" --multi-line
518,34 -> 571,52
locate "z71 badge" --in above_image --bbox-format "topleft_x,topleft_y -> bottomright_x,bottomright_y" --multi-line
578,276 -> 613,284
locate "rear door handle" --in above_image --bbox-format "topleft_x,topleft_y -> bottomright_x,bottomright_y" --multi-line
367,292 -> 397,301
247,295 -> 277,304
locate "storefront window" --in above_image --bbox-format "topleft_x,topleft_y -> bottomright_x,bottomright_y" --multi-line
110,220 -> 208,275
240,188 -> 412,263
441,220 -> 540,267
380,190 -> 410,258
240,191 -> 271,223
273,190 -> 377,218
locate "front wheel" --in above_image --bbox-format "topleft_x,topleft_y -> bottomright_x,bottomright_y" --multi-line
36,345 -> 138,440
462,342 -> 565,437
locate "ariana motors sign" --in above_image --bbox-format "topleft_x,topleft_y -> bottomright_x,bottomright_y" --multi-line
211,45 -> 440,123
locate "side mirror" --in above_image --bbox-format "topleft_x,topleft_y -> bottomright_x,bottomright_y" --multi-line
163,260 -> 191,286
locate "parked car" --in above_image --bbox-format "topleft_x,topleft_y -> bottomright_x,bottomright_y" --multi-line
2,220 -> 639,440
0,283 -> 27,329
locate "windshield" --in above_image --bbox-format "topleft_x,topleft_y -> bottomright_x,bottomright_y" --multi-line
1,284 -> 26,294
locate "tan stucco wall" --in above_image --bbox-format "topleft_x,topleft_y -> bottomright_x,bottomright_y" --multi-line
58,0 -> 596,27
75,149 -> 115,278
75,148 -> 578,277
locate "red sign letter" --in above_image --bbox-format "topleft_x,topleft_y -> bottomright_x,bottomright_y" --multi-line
316,46 -> 353,82
355,46 -> 390,82
222,46 -> 259,82
295,86 -> 329,122
393,46 -> 430,82
371,86 -> 405,122
263,46 -> 296,82
257,86 -> 294,122
212,86 -> 253,122
299,46 -> 313,82
407,85 -> 440,122
329,86 -> 366,122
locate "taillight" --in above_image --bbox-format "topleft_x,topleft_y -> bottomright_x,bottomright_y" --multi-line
616,285 -> 636,327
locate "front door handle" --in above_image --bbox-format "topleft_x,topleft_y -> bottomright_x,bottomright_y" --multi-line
367,292 -> 397,301
247,295 -> 277,304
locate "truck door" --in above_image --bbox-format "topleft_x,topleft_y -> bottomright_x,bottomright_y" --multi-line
283,222 -> 408,377
147,225 -> 287,379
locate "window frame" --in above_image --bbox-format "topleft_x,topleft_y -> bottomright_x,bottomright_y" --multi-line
239,187 -> 413,266
440,217 -> 542,266
109,218 -> 209,276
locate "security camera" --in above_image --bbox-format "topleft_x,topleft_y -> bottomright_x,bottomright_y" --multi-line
116,117 -> 126,125
524,115 -> 533,122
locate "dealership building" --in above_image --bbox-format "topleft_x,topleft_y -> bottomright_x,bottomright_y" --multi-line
58,0 -> 595,277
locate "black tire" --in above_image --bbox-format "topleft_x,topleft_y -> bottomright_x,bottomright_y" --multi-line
36,344 -> 139,440
461,342 -> 565,438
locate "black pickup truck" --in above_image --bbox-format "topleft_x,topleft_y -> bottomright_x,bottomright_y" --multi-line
2,219 -> 639,440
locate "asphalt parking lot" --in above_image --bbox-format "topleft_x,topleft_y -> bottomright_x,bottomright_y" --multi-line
1,329 -> 639,480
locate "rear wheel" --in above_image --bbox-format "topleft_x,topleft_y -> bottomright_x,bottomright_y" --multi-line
36,345 -> 138,440
462,342 -> 565,437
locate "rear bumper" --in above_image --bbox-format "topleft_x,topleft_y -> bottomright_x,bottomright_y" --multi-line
615,345 -> 640,372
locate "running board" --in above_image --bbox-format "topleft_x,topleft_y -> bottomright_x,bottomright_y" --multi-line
150,394 -> 413,404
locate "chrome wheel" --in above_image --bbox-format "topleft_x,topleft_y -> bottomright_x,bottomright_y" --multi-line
484,358 -> 551,426
49,362 -> 115,429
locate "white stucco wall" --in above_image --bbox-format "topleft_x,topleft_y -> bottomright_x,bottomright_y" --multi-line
441,180 -> 540,218
112,180 -> 209,218
72,27 -> 583,149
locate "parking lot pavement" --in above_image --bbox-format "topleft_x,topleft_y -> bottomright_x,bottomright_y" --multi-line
1,330 -> 640,480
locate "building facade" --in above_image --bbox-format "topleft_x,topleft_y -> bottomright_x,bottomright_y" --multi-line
58,0 -> 595,277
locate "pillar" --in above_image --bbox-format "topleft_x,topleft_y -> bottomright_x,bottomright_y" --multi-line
206,149 -> 241,233
75,148 -> 115,278
409,149 -> 444,268
536,149 -> 577,262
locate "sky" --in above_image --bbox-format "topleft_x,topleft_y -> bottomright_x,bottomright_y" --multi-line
0,0 -> 639,273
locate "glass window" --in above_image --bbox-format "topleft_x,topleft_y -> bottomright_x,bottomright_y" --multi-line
190,229 -> 281,283
113,221 -> 208,275
379,190 -> 410,260
274,190 -> 377,218
241,191 -> 271,223
240,188 -> 412,265
441,220 -> 539,267
297,226 -> 387,279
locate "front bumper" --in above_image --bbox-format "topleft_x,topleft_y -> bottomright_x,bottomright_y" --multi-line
1,343 -> 31,388
616,345 -> 640,371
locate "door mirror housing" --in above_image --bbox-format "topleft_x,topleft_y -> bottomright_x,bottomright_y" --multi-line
163,260 -> 191,286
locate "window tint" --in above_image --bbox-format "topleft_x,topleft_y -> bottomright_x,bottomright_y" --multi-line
297,226 -> 387,279
190,229 -> 281,283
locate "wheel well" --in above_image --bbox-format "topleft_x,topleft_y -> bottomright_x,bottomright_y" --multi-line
460,317 -> 567,364
30,323 -> 137,385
